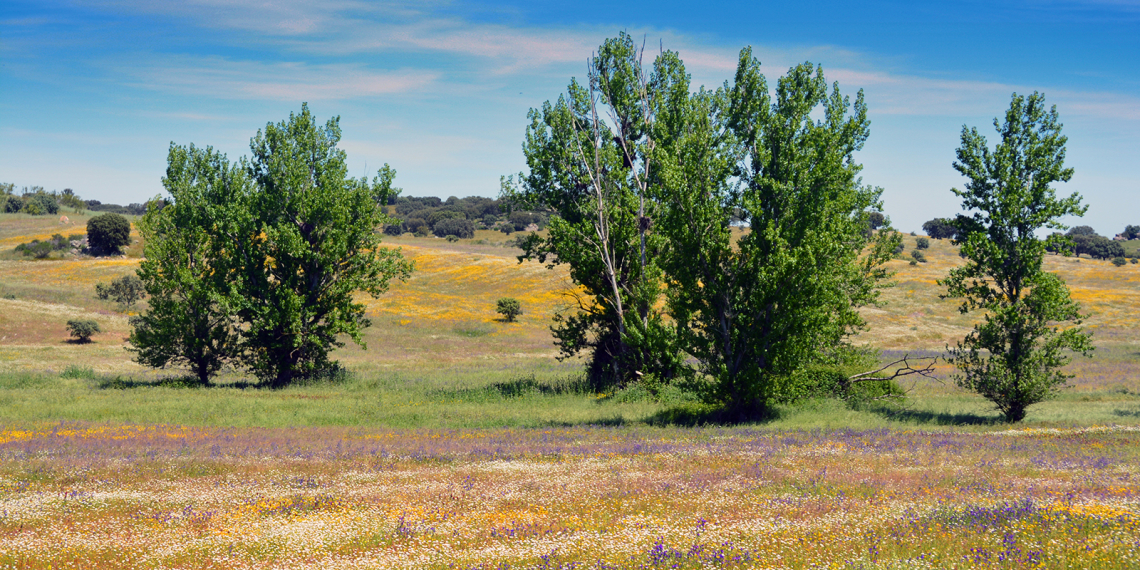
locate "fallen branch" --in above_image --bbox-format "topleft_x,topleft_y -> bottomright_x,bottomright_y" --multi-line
849,354 -> 939,384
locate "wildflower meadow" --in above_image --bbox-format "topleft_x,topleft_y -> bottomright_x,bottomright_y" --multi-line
1,424 -> 1138,569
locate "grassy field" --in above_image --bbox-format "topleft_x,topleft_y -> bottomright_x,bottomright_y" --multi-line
2,214 -> 1140,568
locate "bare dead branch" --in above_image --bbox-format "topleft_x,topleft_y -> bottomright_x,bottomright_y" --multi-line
849,354 -> 939,384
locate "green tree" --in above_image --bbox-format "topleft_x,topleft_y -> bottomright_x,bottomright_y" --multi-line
504,33 -> 682,388
653,50 -> 898,413
943,92 -> 1093,423
237,104 -> 413,387
922,218 -> 958,240
66,319 -> 100,343
496,298 -> 522,322
96,274 -> 147,310
87,212 -> 131,254
129,144 -> 246,385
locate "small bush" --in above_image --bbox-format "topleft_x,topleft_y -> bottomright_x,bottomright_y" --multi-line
3,195 -> 22,213
66,319 -> 101,343
87,213 -> 131,254
915,237 -> 930,250
15,234 -> 73,259
496,298 -> 522,322
60,365 -> 97,379
1113,256 -> 1127,267
892,243 -> 904,255
28,194 -> 59,215
1131,258 -> 1138,265
911,250 -> 927,263
95,274 -> 146,309
445,234 -> 459,242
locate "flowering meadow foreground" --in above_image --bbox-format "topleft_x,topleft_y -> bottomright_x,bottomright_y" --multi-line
1,424 -> 1138,569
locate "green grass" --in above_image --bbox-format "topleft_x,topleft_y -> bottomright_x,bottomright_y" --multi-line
3,357 -> 1137,431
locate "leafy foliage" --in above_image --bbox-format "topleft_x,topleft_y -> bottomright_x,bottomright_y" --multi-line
922,218 -> 958,240
496,298 -> 522,322
131,106 -> 412,387
432,217 -> 475,239
915,237 -> 930,250
95,274 -> 146,310
14,234 -> 75,259
943,92 -> 1093,422
1069,234 -> 1124,260
66,320 -> 100,343
653,50 -> 898,414
505,33 -> 683,389
236,104 -> 413,387
86,212 -> 131,254
129,145 -> 245,385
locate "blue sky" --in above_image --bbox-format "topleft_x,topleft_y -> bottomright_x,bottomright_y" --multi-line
2,0 -> 1138,234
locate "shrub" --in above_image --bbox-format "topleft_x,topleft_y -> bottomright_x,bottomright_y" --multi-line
496,298 -> 522,322
433,217 -> 475,239
95,274 -> 146,309
915,237 -> 930,250
16,240 -> 55,259
892,243 -> 904,255
2,195 -> 22,213
28,194 -> 59,215
867,211 -> 885,230
1113,256 -> 1127,267
66,319 -> 101,343
911,250 -> 927,263
445,234 -> 459,242
1132,258 -> 1138,265
87,213 -> 131,254
382,222 -> 404,236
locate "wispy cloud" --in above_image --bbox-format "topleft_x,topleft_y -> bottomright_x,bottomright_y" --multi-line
122,57 -> 437,101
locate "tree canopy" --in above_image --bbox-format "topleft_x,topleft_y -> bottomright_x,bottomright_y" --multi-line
130,105 -> 412,387
944,92 -> 1093,422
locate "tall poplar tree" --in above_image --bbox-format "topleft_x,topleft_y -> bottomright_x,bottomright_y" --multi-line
654,50 -> 898,413
505,33 -> 682,388
944,92 -> 1093,422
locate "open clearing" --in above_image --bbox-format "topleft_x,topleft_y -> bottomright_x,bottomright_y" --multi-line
2,213 -> 1140,568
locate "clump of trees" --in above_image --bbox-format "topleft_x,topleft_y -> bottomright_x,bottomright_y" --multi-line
1063,227 -> 1125,260
382,195 -> 547,238
943,92 -> 1093,423
129,104 -> 413,387
504,34 -> 910,414
1,185 -> 59,215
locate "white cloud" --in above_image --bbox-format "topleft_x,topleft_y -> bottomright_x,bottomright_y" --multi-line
122,57 -> 438,101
